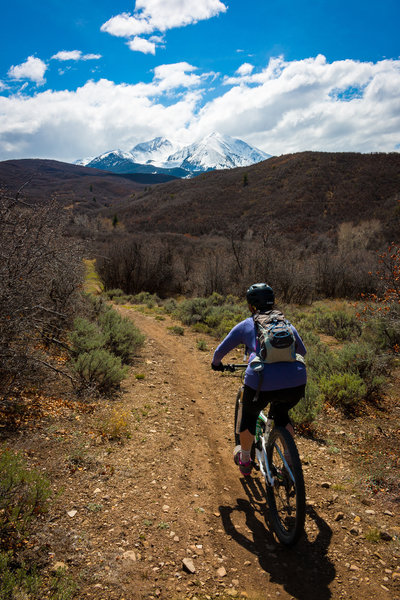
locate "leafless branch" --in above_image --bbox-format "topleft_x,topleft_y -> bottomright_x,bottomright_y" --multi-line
32,358 -> 76,383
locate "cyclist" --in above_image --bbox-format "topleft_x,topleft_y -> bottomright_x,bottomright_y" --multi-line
211,283 -> 307,476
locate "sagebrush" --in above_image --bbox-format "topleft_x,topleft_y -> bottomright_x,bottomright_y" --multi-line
69,300 -> 144,393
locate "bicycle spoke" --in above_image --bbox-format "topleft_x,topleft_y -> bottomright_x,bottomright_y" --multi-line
272,438 -> 297,527
264,427 -> 306,546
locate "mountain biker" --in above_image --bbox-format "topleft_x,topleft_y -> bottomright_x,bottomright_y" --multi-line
211,283 -> 307,476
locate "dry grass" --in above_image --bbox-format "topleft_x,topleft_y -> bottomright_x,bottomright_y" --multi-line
83,259 -> 103,294
96,403 -> 132,440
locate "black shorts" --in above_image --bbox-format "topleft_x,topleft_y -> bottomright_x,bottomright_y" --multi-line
239,384 -> 306,435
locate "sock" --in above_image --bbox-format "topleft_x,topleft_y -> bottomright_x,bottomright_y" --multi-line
241,449 -> 251,464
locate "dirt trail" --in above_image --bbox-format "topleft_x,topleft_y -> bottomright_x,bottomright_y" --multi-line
18,307 -> 400,600
107,307 -> 399,600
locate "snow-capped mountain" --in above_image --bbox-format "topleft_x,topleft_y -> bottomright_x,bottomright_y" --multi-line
75,156 -> 95,167
79,149 -> 135,170
76,132 -> 270,177
167,132 -> 269,171
130,137 -> 176,165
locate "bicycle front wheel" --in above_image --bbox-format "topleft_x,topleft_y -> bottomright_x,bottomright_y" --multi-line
265,426 -> 305,546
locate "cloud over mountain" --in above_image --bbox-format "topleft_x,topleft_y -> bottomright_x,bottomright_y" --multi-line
1,56 -> 399,162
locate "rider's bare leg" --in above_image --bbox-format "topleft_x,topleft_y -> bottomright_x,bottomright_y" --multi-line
286,422 -> 294,437
240,423 -> 294,462
284,422 -> 294,465
239,429 -> 254,451
239,429 -> 254,463
242,423 -> 293,445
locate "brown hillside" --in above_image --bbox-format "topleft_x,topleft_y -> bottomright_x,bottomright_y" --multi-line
112,152 -> 400,241
0,159 -> 147,211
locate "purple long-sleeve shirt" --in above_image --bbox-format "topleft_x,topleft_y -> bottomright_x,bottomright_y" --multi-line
212,316 -> 307,391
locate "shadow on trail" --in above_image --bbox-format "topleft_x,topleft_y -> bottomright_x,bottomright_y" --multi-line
219,477 -> 335,600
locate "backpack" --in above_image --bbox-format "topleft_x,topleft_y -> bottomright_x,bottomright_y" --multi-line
253,310 -> 296,364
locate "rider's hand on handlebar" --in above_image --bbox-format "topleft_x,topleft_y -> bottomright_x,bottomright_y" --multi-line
211,362 -> 224,372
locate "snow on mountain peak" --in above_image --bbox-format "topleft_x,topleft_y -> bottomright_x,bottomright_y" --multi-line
78,133 -> 270,175
130,137 -> 176,165
167,132 -> 269,171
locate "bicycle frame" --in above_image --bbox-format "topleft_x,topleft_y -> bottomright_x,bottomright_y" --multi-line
255,411 -> 275,486
255,413 -> 295,488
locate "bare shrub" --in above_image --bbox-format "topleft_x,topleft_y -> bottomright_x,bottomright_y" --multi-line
338,220 -> 383,253
359,243 -> 400,353
201,246 -> 232,295
244,236 -> 315,304
94,220 -> 381,303
97,237 -> 174,297
316,249 -> 378,298
0,189 -> 83,402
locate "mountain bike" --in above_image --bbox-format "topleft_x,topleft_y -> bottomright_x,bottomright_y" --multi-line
225,363 -> 306,546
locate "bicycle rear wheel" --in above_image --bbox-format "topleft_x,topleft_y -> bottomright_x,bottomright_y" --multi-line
264,426 -> 305,546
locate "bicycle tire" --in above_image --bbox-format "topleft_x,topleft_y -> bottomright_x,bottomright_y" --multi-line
264,426 -> 305,546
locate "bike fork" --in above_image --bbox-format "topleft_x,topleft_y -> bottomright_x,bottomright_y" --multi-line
256,439 -> 275,487
273,442 -> 295,484
256,438 -> 295,488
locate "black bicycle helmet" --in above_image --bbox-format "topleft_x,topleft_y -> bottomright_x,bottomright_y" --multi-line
246,283 -> 274,310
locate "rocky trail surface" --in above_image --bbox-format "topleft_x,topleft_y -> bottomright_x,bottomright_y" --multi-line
14,307 -> 400,600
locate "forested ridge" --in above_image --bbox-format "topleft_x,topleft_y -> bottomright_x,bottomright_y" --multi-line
106,151 -> 400,240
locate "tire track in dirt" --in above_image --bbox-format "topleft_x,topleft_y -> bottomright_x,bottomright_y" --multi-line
122,308 -> 242,493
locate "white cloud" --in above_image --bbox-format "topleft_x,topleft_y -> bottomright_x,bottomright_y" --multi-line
1,56 -> 400,161
101,0 -> 227,53
236,63 -> 254,76
83,54 -> 102,61
149,35 -> 165,44
101,12 -> 154,38
134,0 -> 228,31
52,50 -> 102,61
52,50 -> 82,61
128,37 -> 156,54
153,62 -> 202,90
193,56 -> 400,154
8,56 -> 47,84
0,64 -> 206,160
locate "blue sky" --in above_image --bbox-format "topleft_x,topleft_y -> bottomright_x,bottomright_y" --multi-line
1,0 -> 399,161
